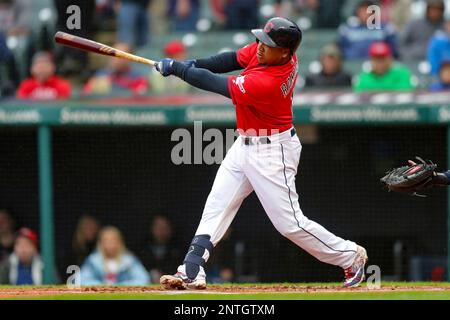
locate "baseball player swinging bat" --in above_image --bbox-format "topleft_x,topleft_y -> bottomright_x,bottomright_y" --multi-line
55,19 -> 369,289
54,31 -> 157,66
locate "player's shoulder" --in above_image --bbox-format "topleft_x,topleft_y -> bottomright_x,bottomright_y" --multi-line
239,42 -> 258,53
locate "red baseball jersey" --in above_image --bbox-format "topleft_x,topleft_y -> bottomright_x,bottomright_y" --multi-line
228,42 -> 298,136
17,75 -> 71,100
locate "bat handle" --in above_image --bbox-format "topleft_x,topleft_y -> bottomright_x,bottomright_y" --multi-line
114,49 -> 157,66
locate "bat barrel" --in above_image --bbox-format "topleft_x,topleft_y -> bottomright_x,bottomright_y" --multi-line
54,31 -> 156,66
55,31 -> 105,55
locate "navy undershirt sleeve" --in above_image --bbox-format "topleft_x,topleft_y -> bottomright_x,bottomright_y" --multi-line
444,170 -> 450,184
172,61 -> 231,98
194,52 -> 243,73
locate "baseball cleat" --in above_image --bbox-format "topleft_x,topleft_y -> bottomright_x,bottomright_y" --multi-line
160,265 -> 207,290
343,245 -> 368,288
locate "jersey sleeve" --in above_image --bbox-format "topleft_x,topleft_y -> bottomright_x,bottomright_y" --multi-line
236,42 -> 257,68
228,72 -> 274,107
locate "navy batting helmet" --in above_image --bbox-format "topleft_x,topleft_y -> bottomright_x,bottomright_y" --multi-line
251,17 -> 302,54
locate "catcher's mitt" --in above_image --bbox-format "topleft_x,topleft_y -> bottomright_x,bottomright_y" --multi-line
380,157 -> 437,197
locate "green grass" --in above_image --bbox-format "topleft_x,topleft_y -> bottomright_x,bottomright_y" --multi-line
1,282 -> 450,300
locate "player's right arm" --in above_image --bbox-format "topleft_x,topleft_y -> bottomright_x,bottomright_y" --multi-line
191,51 -> 243,74
154,43 -> 264,99
183,42 -> 256,74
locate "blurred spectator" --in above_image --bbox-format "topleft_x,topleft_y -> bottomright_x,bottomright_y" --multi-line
428,19 -> 450,75
0,228 -> 43,285
378,0 -> 412,32
338,0 -> 398,59
0,209 -> 15,262
140,215 -> 180,283
16,51 -> 71,100
274,0 -> 306,19
168,0 -> 200,31
341,0 -> 412,29
354,42 -> 414,92
54,0 -> 95,75
400,0 -> 445,61
430,58 -> 450,91
150,40 -> 191,94
0,0 -> 32,36
0,33 -> 18,97
59,215 -> 100,282
307,0 -> 346,29
210,0 -> 259,30
117,0 -> 151,47
206,229 -> 235,283
80,226 -> 150,285
82,43 -> 148,96
305,44 -> 352,88
71,215 -> 101,266
96,0 -> 117,30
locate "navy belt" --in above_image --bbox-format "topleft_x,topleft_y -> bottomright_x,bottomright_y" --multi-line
243,128 -> 296,145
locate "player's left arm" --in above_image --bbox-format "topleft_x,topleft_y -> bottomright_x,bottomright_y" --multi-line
435,170 -> 450,186
442,170 -> 450,184
156,58 -> 231,98
184,51 -> 243,74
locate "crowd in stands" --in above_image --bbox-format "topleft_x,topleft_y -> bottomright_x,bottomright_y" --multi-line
0,208 -> 238,286
2,0 -> 450,99
0,210 -> 46,285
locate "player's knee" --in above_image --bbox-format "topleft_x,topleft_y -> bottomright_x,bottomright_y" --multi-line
183,234 -> 214,280
272,222 -> 294,238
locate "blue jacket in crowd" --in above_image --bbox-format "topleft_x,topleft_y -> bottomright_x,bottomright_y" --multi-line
338,19 -> 398,59
428,30 -> 450,75
80,250 -> 150,286
429,81 -> 450,91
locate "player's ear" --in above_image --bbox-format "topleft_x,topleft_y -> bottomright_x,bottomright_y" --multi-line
282,48 -> 291,59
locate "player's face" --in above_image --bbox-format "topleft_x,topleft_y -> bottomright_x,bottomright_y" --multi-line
257,42 -> 291,66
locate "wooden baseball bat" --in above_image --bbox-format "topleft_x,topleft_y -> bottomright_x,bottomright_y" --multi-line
54,31 -> 157,66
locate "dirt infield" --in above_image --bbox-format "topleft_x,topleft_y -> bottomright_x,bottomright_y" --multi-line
1,284 -> 450,299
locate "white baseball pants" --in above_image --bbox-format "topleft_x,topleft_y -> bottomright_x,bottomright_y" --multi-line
194,128 -> 357,269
